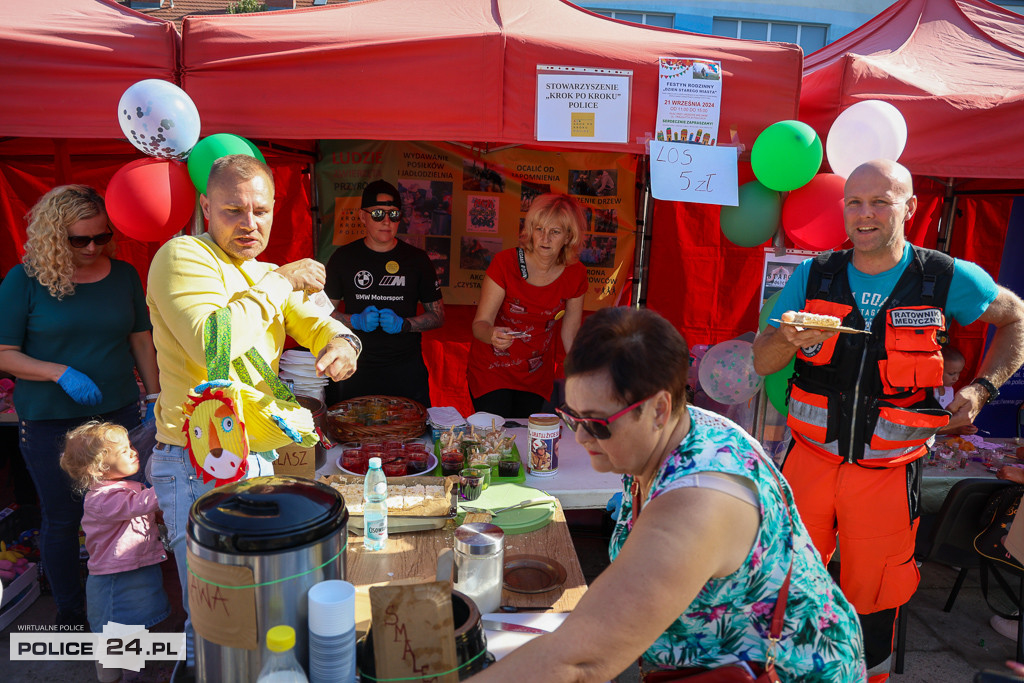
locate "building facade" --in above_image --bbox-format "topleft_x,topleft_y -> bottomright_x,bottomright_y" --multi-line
582,0 -> 1023,54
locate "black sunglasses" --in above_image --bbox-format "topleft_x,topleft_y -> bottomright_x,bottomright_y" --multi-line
365,208 -> 402,223
556,396 -> 652,440
67,231 -> 114,248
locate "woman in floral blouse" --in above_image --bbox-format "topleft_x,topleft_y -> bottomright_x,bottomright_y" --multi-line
469,307 -> 866,683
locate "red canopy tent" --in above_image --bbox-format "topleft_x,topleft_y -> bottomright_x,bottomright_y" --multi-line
799,0 -> 1024,394
179,0 -> 800,155
178,0 -> 803,405
0,0 -> 317,281
177,0 -> 803,408
0,0 -> 181,280
802,0 -> 1024,180
0,0 -> 804,411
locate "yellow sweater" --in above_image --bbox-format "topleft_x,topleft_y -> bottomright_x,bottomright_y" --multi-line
147,234 -> 349,447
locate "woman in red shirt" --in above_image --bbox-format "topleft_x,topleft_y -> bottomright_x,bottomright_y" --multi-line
467,194 -> 587,417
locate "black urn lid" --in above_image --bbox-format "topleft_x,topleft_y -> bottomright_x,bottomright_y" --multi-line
188,475 -> 347,553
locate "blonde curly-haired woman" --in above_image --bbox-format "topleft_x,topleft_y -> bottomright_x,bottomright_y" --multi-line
0,185 -> 159,628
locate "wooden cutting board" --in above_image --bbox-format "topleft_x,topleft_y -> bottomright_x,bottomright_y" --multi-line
457,483 -> 555,535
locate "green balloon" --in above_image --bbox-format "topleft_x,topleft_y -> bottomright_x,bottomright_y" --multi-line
187,133 -> 267,194
241,137 -> 267,165
764,358 -> 796,415
758,291 -> 782,332
751,120 -> 823,191
719,181 -> 781,247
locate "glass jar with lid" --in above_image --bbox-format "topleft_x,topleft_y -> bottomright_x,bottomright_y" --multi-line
453,522 -> 505,615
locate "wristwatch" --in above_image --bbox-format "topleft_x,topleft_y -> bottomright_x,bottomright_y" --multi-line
971,377 -> 999,404
335,333 -> 362,357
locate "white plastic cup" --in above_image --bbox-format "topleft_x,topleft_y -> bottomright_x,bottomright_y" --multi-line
307,580 -> 356,637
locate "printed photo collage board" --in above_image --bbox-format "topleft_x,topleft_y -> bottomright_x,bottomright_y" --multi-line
316,140 -> 638,309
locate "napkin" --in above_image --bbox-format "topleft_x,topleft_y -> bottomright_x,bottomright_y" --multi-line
427,406 -> 466,427
482,612 -> 569,661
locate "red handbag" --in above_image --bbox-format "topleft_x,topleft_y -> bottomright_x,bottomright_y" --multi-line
633,452 -> 792,683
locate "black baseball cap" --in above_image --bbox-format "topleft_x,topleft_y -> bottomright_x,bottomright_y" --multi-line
361,180 -> 401,209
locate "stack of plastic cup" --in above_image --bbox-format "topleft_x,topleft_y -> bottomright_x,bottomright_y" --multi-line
307,580 -> 356,683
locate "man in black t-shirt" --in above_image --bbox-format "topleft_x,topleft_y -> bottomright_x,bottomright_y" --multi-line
325,180 -> 445,406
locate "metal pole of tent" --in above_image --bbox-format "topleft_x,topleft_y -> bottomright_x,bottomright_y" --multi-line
632,157 -> 653,308
935,177 -> 958,255
309,160 -> 321,258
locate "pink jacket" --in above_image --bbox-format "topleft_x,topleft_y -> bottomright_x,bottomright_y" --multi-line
82,480 -> 166,575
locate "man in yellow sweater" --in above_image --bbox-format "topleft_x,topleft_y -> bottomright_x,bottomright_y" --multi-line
146,155 -> 359,673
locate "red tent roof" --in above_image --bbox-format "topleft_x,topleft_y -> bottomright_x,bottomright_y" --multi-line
801,0 -> 1024,179
0,0 -> 180,138
180,0 -> 802,154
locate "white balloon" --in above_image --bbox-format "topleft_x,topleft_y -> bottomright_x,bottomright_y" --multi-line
825,100 -> 907,178
117,79 -> 201,160
697,340 -> 763,405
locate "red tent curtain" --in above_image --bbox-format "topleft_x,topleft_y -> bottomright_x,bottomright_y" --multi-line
946,193 -> 1013,385
0,142 -> 314,286
647,198 -> 764,347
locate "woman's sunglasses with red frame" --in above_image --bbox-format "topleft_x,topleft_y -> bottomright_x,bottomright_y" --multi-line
556,396 -> 651,440
67,231 -> 114,249
365,208 -> 402,223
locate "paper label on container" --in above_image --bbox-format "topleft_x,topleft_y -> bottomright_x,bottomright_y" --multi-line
186,549 -> 258,651
370,581 -> 460,683
273,443 -> 316,479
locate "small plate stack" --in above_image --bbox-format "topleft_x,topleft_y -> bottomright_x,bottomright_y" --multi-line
279,349 -> 329,401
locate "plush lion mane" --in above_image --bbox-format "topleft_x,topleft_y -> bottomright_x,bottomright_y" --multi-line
182,385 -> 249,486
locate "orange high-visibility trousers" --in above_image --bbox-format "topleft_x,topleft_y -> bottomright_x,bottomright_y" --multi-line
782,435 -> 921,674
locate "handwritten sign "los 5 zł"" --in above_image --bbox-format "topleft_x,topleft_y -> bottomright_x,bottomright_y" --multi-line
649,140 -> 738,207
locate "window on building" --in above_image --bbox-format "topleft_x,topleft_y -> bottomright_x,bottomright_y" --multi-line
587,9 -> 675,28
712,18 -> 828,53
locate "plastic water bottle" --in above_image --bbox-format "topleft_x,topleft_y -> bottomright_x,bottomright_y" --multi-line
363,457 -> 388,551
256,625 -> 308,683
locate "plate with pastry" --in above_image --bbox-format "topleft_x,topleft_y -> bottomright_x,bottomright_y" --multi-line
772,312 -> 869,335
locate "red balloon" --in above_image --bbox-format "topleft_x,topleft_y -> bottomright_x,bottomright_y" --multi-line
781,173 -> 847,251
106,158 -> 195,242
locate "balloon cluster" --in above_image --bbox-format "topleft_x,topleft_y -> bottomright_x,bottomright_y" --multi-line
710,101 -> 908,412
719,102 -> 907,252
108,80 -> 266,242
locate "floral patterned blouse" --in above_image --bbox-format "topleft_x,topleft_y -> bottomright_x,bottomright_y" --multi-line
610,406 -> 867,682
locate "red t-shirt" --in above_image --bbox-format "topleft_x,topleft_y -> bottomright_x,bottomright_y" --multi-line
467,249 -> 587,400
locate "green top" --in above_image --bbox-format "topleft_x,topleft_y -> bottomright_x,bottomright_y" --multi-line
0,261 -> 150,420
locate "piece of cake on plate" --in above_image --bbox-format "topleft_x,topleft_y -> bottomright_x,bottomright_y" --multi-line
791,311 -> 842,328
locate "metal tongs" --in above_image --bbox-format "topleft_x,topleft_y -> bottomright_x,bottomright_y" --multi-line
460,497 -> 555,515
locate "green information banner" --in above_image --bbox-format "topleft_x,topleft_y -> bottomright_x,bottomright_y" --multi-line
316,140 -> 637,309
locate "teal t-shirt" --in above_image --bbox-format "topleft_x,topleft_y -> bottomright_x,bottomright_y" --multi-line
0,261 -> 151,420
769,244 -> 998,330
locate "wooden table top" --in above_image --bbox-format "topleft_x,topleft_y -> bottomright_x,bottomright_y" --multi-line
346,501 -> 588,630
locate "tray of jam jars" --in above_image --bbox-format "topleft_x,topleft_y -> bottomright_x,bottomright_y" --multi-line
336,439 -> 436,477
431,439 -> 525,483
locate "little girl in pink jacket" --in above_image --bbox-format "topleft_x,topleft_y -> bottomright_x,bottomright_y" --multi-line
61,421 -> 170,682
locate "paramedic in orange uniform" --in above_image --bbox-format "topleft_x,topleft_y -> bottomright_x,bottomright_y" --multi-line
752,159 -> 1024,682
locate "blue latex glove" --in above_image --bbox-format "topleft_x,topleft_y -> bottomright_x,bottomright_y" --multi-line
350,305 -> 380,332
56,367 -> 103,406
144,402 -> 156,422
378,308 -> 404,335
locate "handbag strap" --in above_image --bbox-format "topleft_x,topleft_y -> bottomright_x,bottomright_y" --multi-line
631,437 -> 792,677
203,307 -> 296,402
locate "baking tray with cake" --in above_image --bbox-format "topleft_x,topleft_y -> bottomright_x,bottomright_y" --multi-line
319,473 -> 458,534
